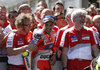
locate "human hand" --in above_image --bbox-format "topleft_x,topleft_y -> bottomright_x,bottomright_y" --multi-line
50,54 -> 56,66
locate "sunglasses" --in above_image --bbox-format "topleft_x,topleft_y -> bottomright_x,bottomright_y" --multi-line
55,17 -> 66,21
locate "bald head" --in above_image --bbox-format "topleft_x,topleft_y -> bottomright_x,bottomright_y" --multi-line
93,15 -> 100,31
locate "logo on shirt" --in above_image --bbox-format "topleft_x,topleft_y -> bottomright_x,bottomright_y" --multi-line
44,43 -> 53,49
71,35 -> 78,42
17,38 -> 24,45
82,35 -> 90,40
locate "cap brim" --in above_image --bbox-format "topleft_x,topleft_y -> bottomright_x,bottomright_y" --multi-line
43,20 -> 54,23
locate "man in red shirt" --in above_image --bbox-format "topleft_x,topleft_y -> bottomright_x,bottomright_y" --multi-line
53,1 -> 65,14
60,9 -> 100,70
6,13 -> 37,70
93,15 -> 100,47
0,6 -> 9,28
0,6 -> 10,70
3,10 -> 18,36
32,16 -> 56,70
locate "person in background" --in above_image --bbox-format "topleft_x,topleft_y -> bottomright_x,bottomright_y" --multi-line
93,15 -> 100,47
53,1 -> 65,15
8,10 -> 18,29
36,0 -> 48,8
0,24 -> 7,70
54,12 -> 67,29
86,3 -> 97,18
17,4 -> 32,15
54,9 -> 74,70
84,15 -> 92,27
34,6 -> 44,27
6,13 -> 38,70
36,8 -> 52,29
0,6 -> 10,28
0,6 -> 9,70
96,8 -> 100,15
61,9 -> 100,70
3,10 -> 18,36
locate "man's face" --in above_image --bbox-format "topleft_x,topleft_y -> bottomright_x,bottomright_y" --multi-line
85,18 -> 91,27
75,14 -> 86,27
54,4 -> 64,14
44,21 -> 54,34
20,6 -> 32,14
41,10 -> 52,20
22,19 -> 32,34
9,13 -> 17,25
0,8 -> 6,20
55,14 -> 66,28
31,17 -> 37,31
93,18 -> 100,31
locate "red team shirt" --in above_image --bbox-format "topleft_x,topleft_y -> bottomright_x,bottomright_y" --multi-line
2,20 -> 10,28
54,25 -> 70,47
32,30 -> 56,70
6,31 -> 29,65
60,26 -> 98,60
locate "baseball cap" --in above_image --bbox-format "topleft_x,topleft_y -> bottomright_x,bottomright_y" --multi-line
43,15 -> 55,23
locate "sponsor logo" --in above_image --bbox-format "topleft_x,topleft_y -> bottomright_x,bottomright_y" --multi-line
82,36 -> 90,40
17,38 -> 24,45
44,43 -> 53,49
40,55 -> 50,59
82,35 -> 90,40
71,35 -> 78,42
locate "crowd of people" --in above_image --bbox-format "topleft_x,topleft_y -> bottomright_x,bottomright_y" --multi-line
0,1 -> 100,70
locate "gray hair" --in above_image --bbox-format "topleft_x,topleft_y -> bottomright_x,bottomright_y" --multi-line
71,9 -> 87,22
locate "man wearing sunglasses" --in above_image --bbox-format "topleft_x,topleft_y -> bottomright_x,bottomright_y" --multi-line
54,12 -> 67,29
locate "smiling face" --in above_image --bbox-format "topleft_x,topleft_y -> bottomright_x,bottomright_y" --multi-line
54,4 -> 64,14
55,13 -> 66,28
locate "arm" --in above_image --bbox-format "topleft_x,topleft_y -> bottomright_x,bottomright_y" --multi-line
50,45 -> 56,66
61,47 -> 68,70
92,44 -> 100,57
7,43 -> 38,56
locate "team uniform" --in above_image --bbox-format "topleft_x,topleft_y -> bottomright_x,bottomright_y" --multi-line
0,20 -> 10,70
60,26 -> 98,70
3,23 -> 16,36
54,25 -> 70,47
2,20 -> 10,28
91,26 -> 100,46
32,30 -> 56,70
6,31 -> 29,70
